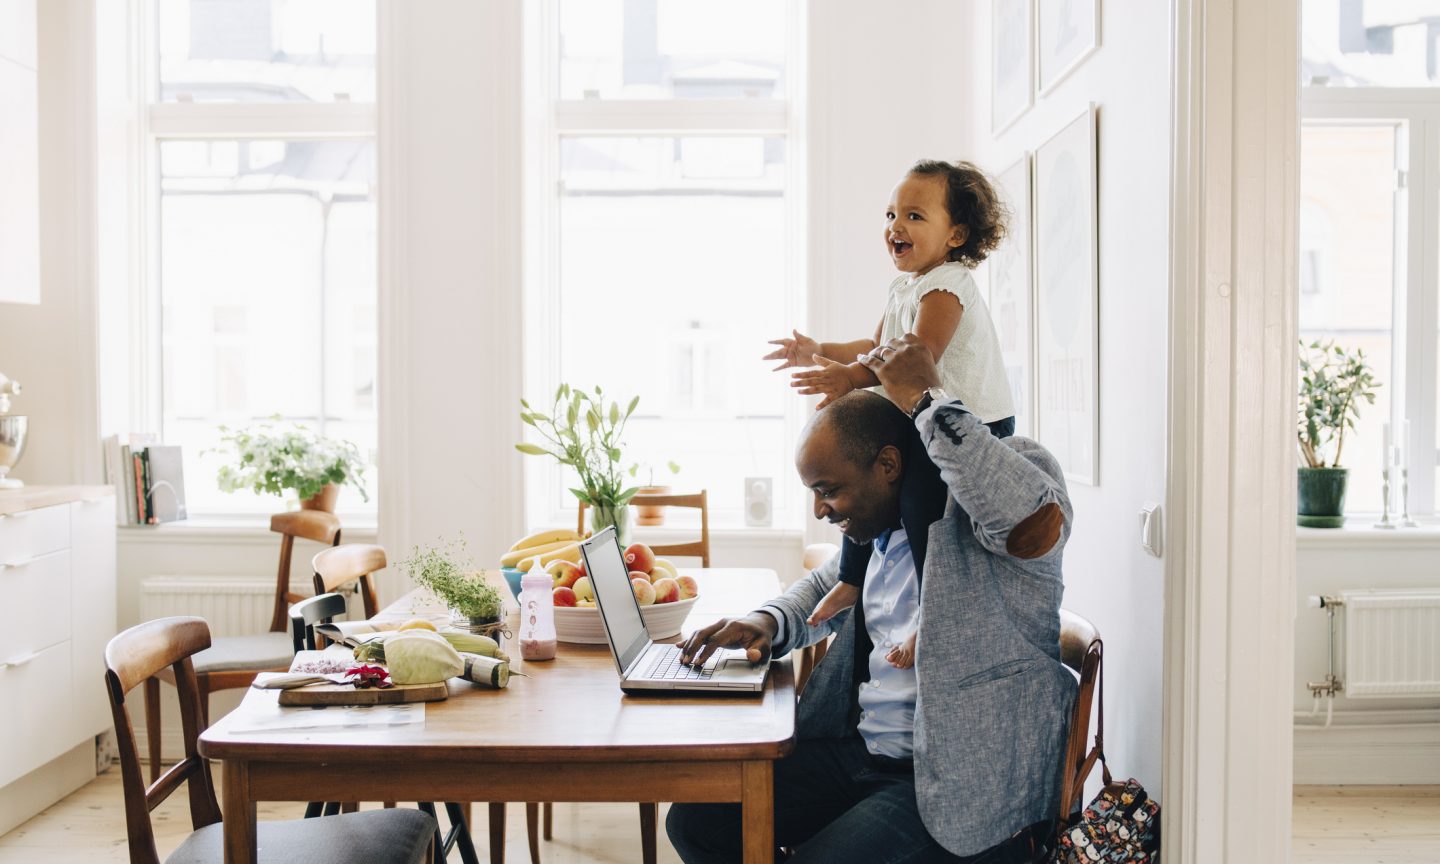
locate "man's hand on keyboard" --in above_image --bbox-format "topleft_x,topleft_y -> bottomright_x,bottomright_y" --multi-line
677,613 -> 777,668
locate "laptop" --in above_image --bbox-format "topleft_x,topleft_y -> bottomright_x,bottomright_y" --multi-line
580,526 -> 770,693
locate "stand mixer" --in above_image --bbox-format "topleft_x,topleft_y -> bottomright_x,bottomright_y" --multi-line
0,372 -> 26,489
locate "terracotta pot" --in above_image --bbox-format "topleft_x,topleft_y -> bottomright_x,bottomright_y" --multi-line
634,486 -> 671,526
300,483 -> 340,513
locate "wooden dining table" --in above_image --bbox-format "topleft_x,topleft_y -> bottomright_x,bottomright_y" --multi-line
199,568 -> 796,864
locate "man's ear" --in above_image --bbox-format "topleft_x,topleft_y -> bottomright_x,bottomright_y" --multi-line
949,225 -> 969,249
874,444 -> 904,485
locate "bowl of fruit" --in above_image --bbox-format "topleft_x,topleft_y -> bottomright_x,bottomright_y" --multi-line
552,543 -> 699,644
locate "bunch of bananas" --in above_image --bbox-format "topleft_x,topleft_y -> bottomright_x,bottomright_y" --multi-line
499,527 -> 586,571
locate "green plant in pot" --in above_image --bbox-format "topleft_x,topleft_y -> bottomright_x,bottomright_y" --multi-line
1297,339 -> 1379,527
400,537 -> 503,634
629,459 -> 680,526
516,383 -> 639,545
212,418 -> 369,513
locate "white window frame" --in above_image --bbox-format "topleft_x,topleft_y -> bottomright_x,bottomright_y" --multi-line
119,0 -> 380,522
520,0 -> 808,532
1303,87 -> 1439,517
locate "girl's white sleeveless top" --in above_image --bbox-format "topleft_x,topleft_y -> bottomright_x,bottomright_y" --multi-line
879,262 -> 1015,423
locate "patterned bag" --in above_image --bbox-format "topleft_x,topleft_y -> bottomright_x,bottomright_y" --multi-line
1052,773 -> 1160,862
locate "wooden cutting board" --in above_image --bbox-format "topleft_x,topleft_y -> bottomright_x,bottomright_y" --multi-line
279,680 -> 448,706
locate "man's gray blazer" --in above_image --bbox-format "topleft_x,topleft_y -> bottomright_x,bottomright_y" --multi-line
763,400 -> 1077,857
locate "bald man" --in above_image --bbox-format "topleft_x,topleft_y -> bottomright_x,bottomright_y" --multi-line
670,334 -> 1076,863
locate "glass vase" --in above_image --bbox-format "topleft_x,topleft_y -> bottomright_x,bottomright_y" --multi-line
589,502 -> 632,547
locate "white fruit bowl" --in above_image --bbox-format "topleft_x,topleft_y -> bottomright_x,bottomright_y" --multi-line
553,595 -> 698,644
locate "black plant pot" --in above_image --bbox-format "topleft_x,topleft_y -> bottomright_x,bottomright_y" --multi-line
1297,467 -> 1348,528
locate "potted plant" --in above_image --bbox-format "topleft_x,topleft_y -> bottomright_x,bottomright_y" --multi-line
516,383 -> 640,545
1297,339 -> 1379,527
212,419 -> 369,512
400,537 -> 504,636
629,459 -> 681,526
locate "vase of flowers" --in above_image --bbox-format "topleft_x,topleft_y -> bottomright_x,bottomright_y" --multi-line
400,537 -> 504,637
516,383 -> 640,546
212,419 -> 369,512
1297,339 -> 1379,527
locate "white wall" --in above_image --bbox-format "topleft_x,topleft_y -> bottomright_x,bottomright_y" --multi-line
961,1 -> 1171,788
1292,532 -> 1440,783
0,0 -> 98,488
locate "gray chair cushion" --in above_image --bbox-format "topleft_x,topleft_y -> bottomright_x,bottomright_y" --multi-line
167,808 -> 436,864
191,632 -> 295,674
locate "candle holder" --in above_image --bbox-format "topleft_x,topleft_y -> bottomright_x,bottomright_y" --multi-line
1374,466 -> 1396,529
1400,466 -> 1419,528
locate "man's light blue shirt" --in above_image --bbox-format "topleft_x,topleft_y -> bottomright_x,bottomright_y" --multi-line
856,527 -> 920,758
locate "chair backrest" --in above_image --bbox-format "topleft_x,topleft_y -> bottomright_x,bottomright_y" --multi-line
290,592 -> 350,653
267,509 -> 343,633
312,543 -> 385,619
802,542 -> 839,572
1056,608 -> 1103,824
104,617 -> 223,864
578,490 -> 711,566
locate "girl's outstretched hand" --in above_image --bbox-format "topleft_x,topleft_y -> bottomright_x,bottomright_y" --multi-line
763,329 -> 821,371
791,355 -> 855,410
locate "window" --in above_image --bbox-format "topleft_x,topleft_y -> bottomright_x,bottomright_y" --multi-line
523,0 -> 803,529
138,1 -> 379,518
1301,92 -> 1439,516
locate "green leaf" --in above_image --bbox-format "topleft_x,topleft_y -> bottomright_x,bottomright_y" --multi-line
627,395 -> 639,417
569,488 -> 593,505
515,443 -> 550,456
609,401 -> 619,425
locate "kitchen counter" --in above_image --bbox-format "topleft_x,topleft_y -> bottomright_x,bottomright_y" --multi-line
0,485 -> 112,517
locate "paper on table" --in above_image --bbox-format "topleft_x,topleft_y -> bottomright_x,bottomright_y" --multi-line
227,702 -> 425,734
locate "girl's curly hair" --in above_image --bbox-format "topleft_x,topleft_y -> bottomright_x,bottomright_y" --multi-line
908,159 -> 1010,268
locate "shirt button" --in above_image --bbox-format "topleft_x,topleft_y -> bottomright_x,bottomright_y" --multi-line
869,741 -> 879,751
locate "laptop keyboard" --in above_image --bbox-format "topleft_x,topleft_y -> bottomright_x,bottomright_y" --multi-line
644,646 -> 715,680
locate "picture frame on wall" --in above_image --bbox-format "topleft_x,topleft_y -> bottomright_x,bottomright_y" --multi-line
1034,105 -> 1098,485
991,0 -> 1033,134
989,154 -> 1035,436
1037,0 -> 1100,94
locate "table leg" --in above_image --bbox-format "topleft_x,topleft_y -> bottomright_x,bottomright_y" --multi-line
221,760 -> 257,864
488,803 -> 506,863
741,760 -> 774,864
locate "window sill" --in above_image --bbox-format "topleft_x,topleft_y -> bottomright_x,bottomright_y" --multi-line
117,515 -> 378,547
1297,517 -> 1440,550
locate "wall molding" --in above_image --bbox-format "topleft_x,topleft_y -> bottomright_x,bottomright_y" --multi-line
1293,709 -> 1440,785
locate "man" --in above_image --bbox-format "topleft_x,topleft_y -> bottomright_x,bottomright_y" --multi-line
668,334 -> 1077,862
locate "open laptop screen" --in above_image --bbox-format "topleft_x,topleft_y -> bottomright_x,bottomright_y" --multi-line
580,527 -> 652,675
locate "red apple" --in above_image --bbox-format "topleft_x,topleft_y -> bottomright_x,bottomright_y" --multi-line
552,586 -> 577,607
651,576 -> 679,604
631,577 -> 656,606
548,559 -> 583,590
623,542 -> 656,575
675,574 -> 699,601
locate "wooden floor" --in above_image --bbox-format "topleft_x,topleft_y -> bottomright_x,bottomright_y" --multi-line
0,770 -> 1434,862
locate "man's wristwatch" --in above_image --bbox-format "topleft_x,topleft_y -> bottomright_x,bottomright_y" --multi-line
909,386 -> 949,419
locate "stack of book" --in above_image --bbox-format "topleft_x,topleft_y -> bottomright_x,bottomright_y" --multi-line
102,434 -> 188,525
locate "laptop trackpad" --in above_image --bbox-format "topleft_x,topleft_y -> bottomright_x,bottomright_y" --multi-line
715,658 -> 761,678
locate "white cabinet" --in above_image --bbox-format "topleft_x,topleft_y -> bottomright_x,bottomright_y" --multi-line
0,490 -> 116,794
0,0 -> 38,305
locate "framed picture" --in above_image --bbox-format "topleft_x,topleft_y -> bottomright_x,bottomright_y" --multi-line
992,0 -> 1033,134
1034,105 -> 1098,485
1037,0 -> 1100,93
989,154 -> 1034,436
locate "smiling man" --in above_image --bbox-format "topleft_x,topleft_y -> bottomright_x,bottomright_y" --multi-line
669,334 -> 1077,863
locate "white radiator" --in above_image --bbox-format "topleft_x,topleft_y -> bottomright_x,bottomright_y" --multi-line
1343,590 -> 1440,698
140,576 -> 313,638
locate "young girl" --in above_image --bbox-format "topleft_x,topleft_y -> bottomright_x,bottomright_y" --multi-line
764,159 -> 1015,669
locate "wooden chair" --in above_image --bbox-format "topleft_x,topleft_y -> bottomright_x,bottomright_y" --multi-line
534,490 -> 711,864
104,615 -> 435,864
144,510 -> 342,782
309,545 -> 484,864
1056,609 -> 1103,828
796,542 -> 839,694
578,489 -> 711,565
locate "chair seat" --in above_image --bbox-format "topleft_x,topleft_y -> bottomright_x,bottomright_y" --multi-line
190,631 -> 295,674
167,808 -> 436,864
